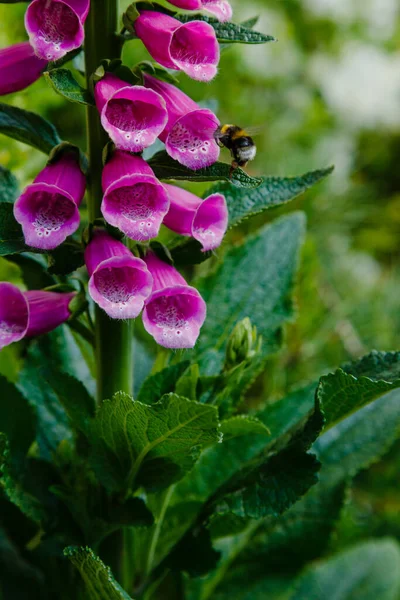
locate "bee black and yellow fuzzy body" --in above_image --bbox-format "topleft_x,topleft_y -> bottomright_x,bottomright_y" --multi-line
214,124 -> 257,171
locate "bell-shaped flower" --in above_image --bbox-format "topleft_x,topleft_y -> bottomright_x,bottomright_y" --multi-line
167,0 -> 232,22
144,74 -> 220,170
134,11 -> 219,82
0,42 -> 47,96
14,151 -> 86,251
25,0 -> 90,61
142,252 -> 206,349
163,184 -> 228,251
85,230 -> 153,319
102,150 -> 169,241
0,282 -> 76,350
94,73 -> 168,153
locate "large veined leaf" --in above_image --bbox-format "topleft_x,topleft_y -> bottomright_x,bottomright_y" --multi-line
0,102 -> 61,154
290,539 -> 400,600
0,165 -> 19,203
0,203 -> 26,255
317,350 -> 400,428
193,212 -> 306,373
137,361 -> 190,405
64,546 -> 133,600
148,151 -> 262,188
44,68 -> 94,105
205,166 -> 334,228
17,328 -> 94,459
135,384 -> 318,572
89,392 -> 220,493
223,358 -> 400,580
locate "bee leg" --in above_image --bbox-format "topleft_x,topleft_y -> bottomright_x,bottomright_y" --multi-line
229,161 -> 239,179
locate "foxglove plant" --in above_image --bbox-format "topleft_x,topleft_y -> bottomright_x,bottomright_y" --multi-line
13,149 -> 86,250
85,229 -> 153,319
134,11 -> 220,81
101,150 -> 169,240
94,73 -> 168,152
142,251 -> 206,348
25,0 -> 90,61
2,4 -> 392,600
0,41 -> 47,96
144,73 -> 220,169
167,0 -> 232,22
0,282 -> 76,349
163,184 -> 228,251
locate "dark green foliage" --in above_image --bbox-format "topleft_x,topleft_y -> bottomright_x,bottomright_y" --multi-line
0,102 -> 61,153
44,68 -> 94,105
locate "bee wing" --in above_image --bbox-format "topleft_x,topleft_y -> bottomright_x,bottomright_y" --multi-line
243,125 -> 264,137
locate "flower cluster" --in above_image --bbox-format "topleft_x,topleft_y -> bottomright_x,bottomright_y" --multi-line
1,0 -> 232,350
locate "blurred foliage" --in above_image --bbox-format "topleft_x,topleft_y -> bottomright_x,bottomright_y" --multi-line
1,0 -> 400,586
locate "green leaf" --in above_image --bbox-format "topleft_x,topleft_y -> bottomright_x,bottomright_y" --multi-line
0,166 -> 19,203
44,68 -> 94,105
241,359 -> 400,576
169,237 -> 212,267
206,166 -> 334,228
47,240 -> 85,275
140,384 -> 318,570
318,350 -> 400,429
89,392 -> 220,492
0,375 -> 36,463
217,450 -> 320,519
175,15 -> 276,44
0,203 -> 26,255
220,416 -> 270,440
175,364 -> 200,401
17,328 -> 94,458
64,546 -> 133,600
38,367 -> 96,435
0,102 -> 61,154
137,361 -> 190,404
194,212 -> 306,373
0,436 -> 45,524
290,539 -> 400,600
148,151 -> 262,188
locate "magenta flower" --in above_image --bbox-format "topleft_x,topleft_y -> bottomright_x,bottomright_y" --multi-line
0,282 -> 75,350
13,152 -> 86,251
102,150 -> 169,241
25,0 -> 90,61
144,74 -> 220,170
142,252 -> 206,349
85,230 -> 153,319
163,184 -> 228,251
134,11 -> 220,82
167,0 -> 232,22
0,42 -> 47,96
94,73 -> 168,153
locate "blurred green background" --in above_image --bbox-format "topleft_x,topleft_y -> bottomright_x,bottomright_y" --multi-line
1,0 -> 400,560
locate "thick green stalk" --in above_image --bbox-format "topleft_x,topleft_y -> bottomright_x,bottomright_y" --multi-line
84,1 -> 133,403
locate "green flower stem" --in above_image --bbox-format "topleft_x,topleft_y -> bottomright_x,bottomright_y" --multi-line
84,0 -> 133,403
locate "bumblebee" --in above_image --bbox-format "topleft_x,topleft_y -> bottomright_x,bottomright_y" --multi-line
214,124 -> 257,173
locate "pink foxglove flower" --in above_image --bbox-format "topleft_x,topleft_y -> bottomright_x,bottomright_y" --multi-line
102,151 -> 169,241
85,230 -> 153,319
163,184 -> 228,251
94,73 -> 168,153
167,0 -> 232,22
144,74 -> 220,170
0,42 -> 47,96
14,152 -> 85,251
0,282 -> 76,349
25,0 -> 90,61
142,252 -> 206,349
14,152 -> 86,251
134,11 -> 219,82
